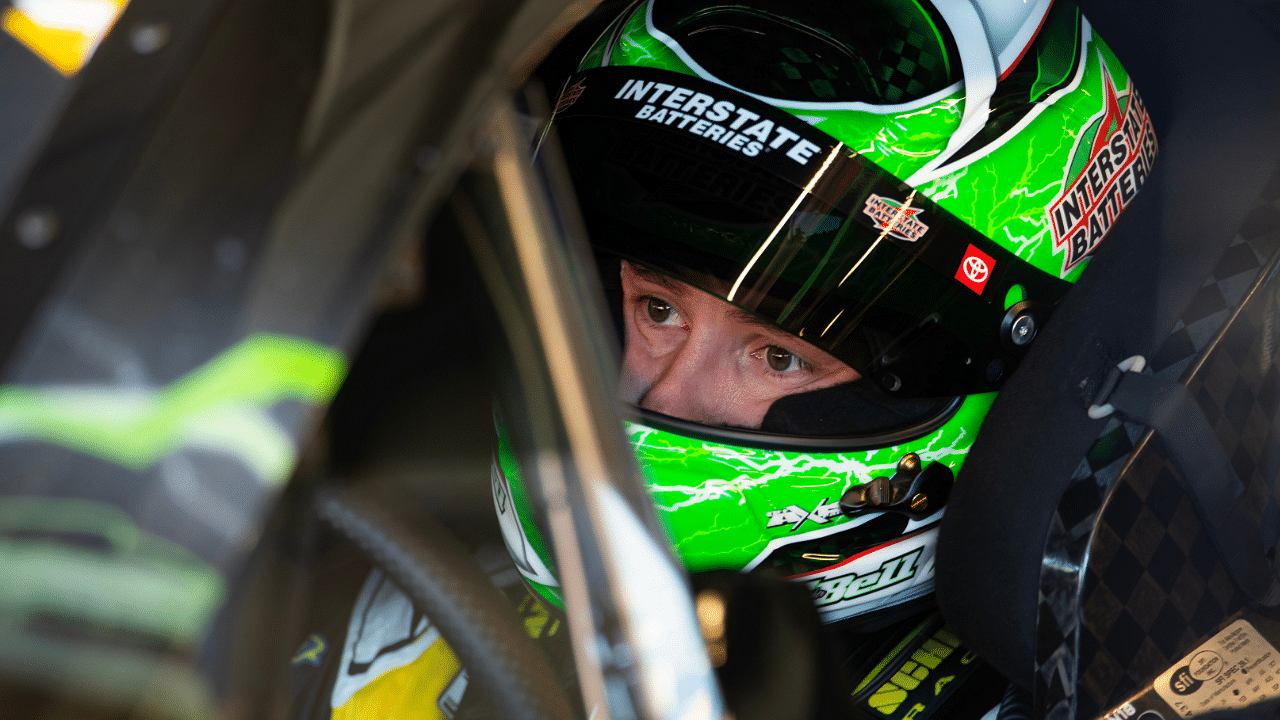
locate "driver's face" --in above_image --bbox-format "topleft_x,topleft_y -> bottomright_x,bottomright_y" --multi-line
619,261 -> 861,429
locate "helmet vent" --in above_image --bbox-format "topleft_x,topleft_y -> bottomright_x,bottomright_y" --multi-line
655,0 -> 961,104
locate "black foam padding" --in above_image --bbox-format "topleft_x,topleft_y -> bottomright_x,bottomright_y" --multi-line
934,0 -> 1280,686
761,380 -> 949,436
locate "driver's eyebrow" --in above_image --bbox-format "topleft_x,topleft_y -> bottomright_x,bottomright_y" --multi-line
629,263 -> 691,297
630,262 -> 799,341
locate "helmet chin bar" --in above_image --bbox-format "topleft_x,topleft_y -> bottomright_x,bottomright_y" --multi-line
838,452 -> 955,521
760,380 -> 956,438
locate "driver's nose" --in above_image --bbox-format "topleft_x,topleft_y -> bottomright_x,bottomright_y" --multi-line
637,331 -> 736,426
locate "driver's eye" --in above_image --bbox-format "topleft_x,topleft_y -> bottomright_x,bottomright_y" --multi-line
765,346 -> 796,372
646,297 -> 674,324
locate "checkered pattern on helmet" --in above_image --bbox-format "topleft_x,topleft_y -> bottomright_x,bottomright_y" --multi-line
1033,167 -> 1280,720
667,0 -> 958,105
756,15 -> 948,104
869,14 -> 947,104
752,45 -> 872,103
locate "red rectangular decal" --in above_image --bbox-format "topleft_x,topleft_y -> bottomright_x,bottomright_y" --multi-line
955,244 -> 995,295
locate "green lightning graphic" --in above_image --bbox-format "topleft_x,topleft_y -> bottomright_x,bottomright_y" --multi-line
630,393 -> 996,571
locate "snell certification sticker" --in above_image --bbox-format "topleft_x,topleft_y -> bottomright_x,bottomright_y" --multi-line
955,244 -> 995,295
863,194 -> 930,242
1153,619 -> 1280,717
1047,60 -> 1157,277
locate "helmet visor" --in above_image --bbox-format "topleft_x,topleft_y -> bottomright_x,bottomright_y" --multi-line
554,66 -> 1070,402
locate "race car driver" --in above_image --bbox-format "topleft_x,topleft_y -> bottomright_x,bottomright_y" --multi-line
288,0 -> 1157,717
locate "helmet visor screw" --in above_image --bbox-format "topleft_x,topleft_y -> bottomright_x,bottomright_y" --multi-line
897,452 -> 922,476
1011,314 -> 1037,346
910,493 -> 928,512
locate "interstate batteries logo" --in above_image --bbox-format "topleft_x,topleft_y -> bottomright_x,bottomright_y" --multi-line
555,79 -> 587,113
863,194 -> 929,242
1046,62 -> 1157,277
613,77 -> 824,165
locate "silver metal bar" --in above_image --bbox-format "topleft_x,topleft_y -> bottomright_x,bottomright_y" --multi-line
483,98 -> 726,720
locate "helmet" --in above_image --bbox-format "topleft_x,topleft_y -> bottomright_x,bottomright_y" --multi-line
494,0 -> 1156,625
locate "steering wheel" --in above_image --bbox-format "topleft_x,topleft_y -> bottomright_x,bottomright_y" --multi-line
315,486 -> 577,720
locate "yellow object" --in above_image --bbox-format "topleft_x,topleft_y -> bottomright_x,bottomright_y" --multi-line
903,703 -> 928,720
868,684 -> 909,715
323,574 -> 554,720
331,638 -> 461,720
3,0 -> 128,76
518,593 -> 561,639
868,624 -> 963,715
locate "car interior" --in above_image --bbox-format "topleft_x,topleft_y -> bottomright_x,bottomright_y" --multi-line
2,0 -> 1280,719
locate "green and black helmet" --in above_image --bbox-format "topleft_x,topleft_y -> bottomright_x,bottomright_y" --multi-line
495,0 -> 1156,625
